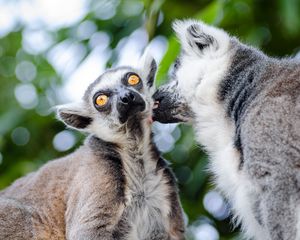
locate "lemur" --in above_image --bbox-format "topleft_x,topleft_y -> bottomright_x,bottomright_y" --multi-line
0,51 -> 185,240
153,20 -> 300,240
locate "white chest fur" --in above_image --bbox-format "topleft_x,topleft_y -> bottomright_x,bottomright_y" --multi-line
192,76 -> 268,239
121,148 -> 171,239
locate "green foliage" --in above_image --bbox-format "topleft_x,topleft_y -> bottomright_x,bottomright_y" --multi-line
1,0 -> 300,239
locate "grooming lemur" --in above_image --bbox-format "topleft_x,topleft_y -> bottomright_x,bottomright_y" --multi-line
0,52 -> 185,240
153,20 -> 300,240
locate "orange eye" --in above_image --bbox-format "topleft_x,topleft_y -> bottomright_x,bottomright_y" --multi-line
128,74 -> 140,85
95,94 -> 109,106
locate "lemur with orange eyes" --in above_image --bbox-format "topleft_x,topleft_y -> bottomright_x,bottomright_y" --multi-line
0,52 -> 185,240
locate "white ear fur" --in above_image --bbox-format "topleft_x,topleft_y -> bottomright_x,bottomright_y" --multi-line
56,102 -> 93,130
138,47 -> 154,68
137,48 -> 157,87
172,19 -> 230,56
56,101 -> 86,114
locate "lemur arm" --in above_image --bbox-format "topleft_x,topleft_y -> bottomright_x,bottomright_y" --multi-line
65,154 -> 127,240
65,186 -> 125,240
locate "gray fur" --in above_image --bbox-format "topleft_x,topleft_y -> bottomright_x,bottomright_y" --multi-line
220,42 -> 300,239
153,20 -> 300,240
0,52 -> 185,240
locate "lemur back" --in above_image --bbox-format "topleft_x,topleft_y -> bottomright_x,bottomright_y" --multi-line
0,51 -> 185,240
153,20 -> 300,240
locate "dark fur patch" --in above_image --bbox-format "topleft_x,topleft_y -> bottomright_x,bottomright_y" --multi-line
88,136 -> 126,201
173,58 -> 181,71
170,57 -> 182,80
125,117 -> 144,138
188,24 -> 214,51
162,165 -> 177,187
147,59 -> 157,87
112,208 -> 131,239
60,112 -> 92,129
155,156 -> 177,188
253,198 -> 263,226
218,43 -> 266,165
152,84 -> 193,123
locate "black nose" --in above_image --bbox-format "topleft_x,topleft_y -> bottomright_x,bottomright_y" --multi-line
117,89 -> 145,123
119,92 -> 135,104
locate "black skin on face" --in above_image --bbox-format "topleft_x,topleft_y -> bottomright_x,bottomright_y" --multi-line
117,89 -> 145,124
152,90 -> 182,123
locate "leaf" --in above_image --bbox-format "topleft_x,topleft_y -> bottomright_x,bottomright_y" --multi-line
194,0 -> 224,24
155,36 -> 180,86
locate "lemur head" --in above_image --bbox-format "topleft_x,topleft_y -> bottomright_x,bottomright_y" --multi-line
153,19 -> 232,123
57,51 -> 157,143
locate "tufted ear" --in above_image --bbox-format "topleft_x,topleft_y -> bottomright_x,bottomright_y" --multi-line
56,102 -> 93,130
172,19 -> 229,56
138,49 -> 157,87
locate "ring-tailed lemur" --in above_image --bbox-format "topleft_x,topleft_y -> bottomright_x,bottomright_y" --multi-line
0,51 -> 185,240
153,19 -> 300,240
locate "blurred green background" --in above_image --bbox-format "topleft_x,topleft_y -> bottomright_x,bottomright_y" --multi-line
1,0 -> 300,239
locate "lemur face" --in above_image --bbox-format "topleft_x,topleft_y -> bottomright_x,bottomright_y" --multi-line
84,68 -> 149,125
153,20 -> 231,123
57,51 -> 157,142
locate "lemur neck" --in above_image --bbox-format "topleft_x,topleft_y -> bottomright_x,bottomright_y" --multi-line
87,119 -> 159,162
218,42 -> 268,152
122,118 -> 158,160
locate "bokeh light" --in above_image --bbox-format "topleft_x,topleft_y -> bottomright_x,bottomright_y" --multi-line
0,2 -> 17,37
92,0 -> 119,20
76,20 -> 98,41
116,28 -> 149,66
121,0 -> 144,17
153,122 -> 178,153
15,61 -> 37,82
14,83 -> 38,109
11,127 -> 31,146
47,40 -> 87,77
62,44 -> 111,101
190,223 -> 220,240
18,0 -> 89,30
203,191 -> 230,220
53,130 -> 76,152
22,29 -> 54,54
88,31 -> 111,50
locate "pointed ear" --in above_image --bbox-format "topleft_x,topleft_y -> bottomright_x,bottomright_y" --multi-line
172,19 -> 230,56
56,102 -> 93,130
138,49 -> 157,87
